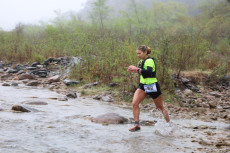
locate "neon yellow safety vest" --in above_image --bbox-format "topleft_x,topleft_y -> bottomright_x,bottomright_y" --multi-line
138,57 -> 157,84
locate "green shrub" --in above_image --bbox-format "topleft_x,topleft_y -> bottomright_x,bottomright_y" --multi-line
32,54 -> 46,63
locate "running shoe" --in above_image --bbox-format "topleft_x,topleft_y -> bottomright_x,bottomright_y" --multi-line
129,125 -> 141,132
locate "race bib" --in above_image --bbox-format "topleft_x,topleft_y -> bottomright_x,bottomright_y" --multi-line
144,83 -> 157,93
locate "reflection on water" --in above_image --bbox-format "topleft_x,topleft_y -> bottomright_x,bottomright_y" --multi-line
0,84 -> 229,153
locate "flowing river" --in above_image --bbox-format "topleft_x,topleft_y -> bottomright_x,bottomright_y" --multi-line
0,84 -> 229,153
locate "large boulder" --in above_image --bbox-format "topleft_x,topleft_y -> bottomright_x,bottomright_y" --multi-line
91,113 -> 128,124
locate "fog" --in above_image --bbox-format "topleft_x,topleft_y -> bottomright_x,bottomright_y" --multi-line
0,0 -> 221,31
0,0 -> 87,31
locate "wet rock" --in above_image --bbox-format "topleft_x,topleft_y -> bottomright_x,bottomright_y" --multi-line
186,84 -> 200,92
17,70 -> 24,74
184,89 -> 192,95
26,67 -> 37,70
48,75 -> 60,83
199,138 -> 213,145
209,92 -> 221,98
7,69 -> 18,73
91,113 -> 128,124
15,64 -> 25,70
31,62 -> 40,67
93,95 -> 102,100
140,120 -> 156,126
201,103 -> 210,108
208,101 -> 217,108
223,106 -> 230,109
11,105 -> 30,112
199,125 -> 208,129
109,82 -> 119,87
182,77 -> 190,84
84,82 -> 98,89
58,97 -> 68,101
0,63 -> 3,68
36,65 -> 43,69
5,63 -> 12,67
216,141 -> 230,147
23,102 -> 48,105
0,69 -> 4,73
2,83 -> 10,86
205,131 -> 216,136
227,114 -> 230,120
30,70 -> 48,78
43,57 -> 56,65
101,95 -> 114,102
11,82 -> 18,86
63,79 -> 80,86
18,74 -> 35,80
66,92 -> 77,98
26,81 -> 40,86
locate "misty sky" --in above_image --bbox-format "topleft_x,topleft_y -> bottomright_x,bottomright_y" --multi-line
0,0 -> 88,31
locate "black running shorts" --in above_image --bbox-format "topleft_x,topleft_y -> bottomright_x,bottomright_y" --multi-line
138,82 -> 162,99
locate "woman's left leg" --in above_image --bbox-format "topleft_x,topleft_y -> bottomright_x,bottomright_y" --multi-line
153,94 -> 170,122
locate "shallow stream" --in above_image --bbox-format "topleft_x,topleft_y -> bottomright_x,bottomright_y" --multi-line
0,84 -> 229,153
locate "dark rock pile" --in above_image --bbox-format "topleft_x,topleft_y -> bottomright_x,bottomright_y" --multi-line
0,56 -> 82,98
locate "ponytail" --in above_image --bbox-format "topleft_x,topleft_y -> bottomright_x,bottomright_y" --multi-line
147,46 -> 151,54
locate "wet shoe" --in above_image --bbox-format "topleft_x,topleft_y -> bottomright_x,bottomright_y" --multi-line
129,125 -> 141,132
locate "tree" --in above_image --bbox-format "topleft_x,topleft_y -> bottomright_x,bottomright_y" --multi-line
89,0 -> 110,31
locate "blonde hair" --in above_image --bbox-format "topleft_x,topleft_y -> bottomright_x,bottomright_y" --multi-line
137,45 -> 151,54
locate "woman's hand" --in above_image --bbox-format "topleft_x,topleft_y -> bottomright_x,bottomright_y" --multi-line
127,65 -> 138,73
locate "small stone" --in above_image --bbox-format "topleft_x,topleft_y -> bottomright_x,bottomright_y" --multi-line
202,103 -> 210,108
48,75 -> 60,83
227,114 -> 230,120
11,82 -> 18,86
66,92 -> 77,98
209,92 -> 221,98
209,101 -> 217,108
184,89 -> 192,95
24,102 -> 48,105
58,97 -> 68,101
12,105 -> 30,112
26,81 -> 40,86
181,77 -> 190,84
205,131 -> 215,136
199,125 -> 208,129
199,138 -> 213,145
2,83 -> 10,86
101,95 -> 114,102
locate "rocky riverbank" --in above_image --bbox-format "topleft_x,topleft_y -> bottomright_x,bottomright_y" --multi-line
0,57 -> 230,122
0,57 -> 230,152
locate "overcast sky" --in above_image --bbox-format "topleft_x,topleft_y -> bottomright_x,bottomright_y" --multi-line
0,0 -> 88,31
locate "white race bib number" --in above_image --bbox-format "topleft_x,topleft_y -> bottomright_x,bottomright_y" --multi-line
144,83 -> 157,93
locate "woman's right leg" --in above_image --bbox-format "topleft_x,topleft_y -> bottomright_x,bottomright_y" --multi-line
132,89 -> 147,123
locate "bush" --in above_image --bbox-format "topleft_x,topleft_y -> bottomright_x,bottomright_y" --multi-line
32,54 -> 46,63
